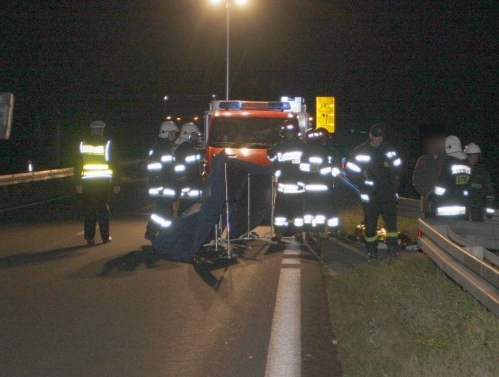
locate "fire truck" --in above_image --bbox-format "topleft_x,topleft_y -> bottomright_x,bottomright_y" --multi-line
203,97 -> 309,172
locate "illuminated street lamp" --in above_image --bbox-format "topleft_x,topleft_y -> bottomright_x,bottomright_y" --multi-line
210,0 -> 248,100
163,95 -> 168,118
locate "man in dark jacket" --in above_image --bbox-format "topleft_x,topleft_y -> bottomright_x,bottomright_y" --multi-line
75,121 -> 120,245
346,123 -> 402,261
412,134 -> 447,217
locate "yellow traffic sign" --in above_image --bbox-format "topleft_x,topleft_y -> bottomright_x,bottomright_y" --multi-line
316,96 -> 335,133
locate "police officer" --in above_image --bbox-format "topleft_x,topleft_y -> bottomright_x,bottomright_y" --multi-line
172,122 -> 202,215
464,143 -> 495,221
145,121 -> 179,240
301,127 -> 340,234
75,121 -> 120,245
346,123 -> 402,261
268,118 -> 307,239
433,135 -> 471,218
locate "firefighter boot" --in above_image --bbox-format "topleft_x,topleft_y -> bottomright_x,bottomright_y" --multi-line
387,240 -> 401,261
366,243 -> 378,263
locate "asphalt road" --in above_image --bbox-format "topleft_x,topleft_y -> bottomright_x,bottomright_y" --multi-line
0,179 -> 342,377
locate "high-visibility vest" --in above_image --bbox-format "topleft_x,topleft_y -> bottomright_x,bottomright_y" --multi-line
79,140 -> 113,180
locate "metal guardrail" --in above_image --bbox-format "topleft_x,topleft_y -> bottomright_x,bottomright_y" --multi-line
397,197 -> 423,218
0,159 -> 146,187
0,168 -> 74,186
418,218 -> 499,317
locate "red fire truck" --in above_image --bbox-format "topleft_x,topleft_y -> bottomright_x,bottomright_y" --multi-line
203,97 -> 309,172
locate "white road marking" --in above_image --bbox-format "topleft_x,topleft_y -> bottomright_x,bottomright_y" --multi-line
265,250 -> 301,377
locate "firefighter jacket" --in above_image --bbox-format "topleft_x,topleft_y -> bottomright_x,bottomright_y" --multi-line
147,139 -> 176,199
268,138 -> 307,194
346,140 -> 401,203
433,156 -> 471,216
469,163 -> 494,205
75,135 -> 120,186
172,139 -> 202,199
300,143 -> 337,192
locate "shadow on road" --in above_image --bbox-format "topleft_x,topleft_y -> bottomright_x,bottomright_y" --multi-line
0,244 -> 89,267
99,245 -> 166,276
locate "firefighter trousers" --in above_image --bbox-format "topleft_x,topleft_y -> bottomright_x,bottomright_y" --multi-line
146,198 -> 175,234
362,193 -> 398,249
274,192 -> 305,233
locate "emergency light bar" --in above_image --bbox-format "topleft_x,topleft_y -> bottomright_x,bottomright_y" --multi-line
213,100 -> 292,111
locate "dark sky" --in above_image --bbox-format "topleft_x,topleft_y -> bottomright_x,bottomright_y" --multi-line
1,0 -> 498,157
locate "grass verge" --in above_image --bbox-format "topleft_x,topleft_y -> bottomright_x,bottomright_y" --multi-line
327,255 -> 499,377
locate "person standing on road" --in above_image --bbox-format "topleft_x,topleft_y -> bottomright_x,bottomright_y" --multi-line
464,143 -> 495,221
346,123 -> 402,262
172,122 -> 203,216
301,127 -> 340,235
75,120 -> 120,245
412,133 -> 447,217
433,135 -> 471,219
268,118 -> 307,240
145,121 -> 179,240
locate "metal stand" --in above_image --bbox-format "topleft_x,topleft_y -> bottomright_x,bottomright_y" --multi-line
197,162 -> 263,264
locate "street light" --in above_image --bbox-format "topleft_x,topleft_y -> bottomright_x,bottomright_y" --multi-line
210,0 -> 248,100
163,95 -> 168,118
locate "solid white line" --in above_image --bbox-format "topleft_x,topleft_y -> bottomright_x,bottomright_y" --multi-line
265,256 -> 301,377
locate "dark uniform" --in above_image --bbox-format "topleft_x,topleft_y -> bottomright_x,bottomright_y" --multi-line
145,137 -> 176,238
412,154 -> 447,217
301,128 -> 339,233
346,123 -> 402,261
172,138 -> 202,216
468,163 -> 494,221
75,121 -> 120,245
268,119 -> 307,237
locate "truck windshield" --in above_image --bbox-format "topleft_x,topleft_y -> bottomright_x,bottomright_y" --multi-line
209,117 -> 284,148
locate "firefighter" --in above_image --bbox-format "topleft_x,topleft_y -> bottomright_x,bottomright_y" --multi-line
75,121 -> 120,245
346,123 -> 402,261
301,127 -> 339,234
172,122 -> 202,216
144,121 -> 179,240
464,142 -> 495,221
412,133 -> 447,217
433,135 -> 471,218
268,118 -> 307,239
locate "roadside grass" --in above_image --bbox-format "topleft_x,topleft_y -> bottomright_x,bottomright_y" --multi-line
337,202 -> 419,243
327,256 -> 499,377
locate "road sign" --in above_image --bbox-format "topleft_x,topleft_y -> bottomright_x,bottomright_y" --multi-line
316,96 -> 335,133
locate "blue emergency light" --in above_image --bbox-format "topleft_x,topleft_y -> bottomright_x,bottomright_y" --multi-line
217,100 -> 291,111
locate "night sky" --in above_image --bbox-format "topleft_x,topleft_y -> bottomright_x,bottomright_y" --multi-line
1,0 -> 498,164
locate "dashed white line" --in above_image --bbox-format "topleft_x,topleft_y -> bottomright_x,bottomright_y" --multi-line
265,250 -> 302,377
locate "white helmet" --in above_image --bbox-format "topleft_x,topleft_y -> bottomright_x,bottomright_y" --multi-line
445,135 -> 467,160
158,121 -> 178,138
464,142 -> 481,154
179,122 -> 199,140
89,120 -> 105,130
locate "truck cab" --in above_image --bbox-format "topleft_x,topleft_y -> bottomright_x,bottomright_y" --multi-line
203,97 -> 309,173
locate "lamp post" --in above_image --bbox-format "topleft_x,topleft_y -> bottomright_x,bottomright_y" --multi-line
210,0 -> 247,100
163,95 -> 168,118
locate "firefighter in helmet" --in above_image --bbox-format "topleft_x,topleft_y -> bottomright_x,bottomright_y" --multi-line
464,142 -> 495,221
346,123 -> 402,262
268,118 -> 307,239
144,121 -> 179,240
433,135 -> 471,219
172,122 -> 203,216
75,120 -> 120,245
301,127 -> 340,235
